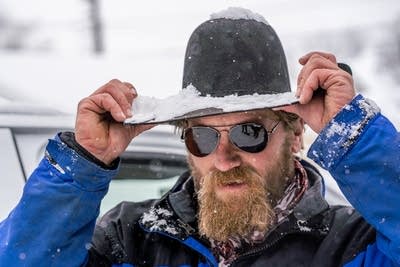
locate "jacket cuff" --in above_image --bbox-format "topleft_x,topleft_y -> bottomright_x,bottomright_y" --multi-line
307,94 -> 380,170
44,135 -> 119,191
59,131 -> 119,170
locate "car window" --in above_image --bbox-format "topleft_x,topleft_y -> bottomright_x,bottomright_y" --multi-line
115,152 -> 187,180
100,151 -> 188,215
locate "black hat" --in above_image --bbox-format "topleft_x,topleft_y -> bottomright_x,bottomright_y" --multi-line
126,7 -> 298,125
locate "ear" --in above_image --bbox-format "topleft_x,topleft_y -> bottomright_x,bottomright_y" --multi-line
291,118 -> 304,153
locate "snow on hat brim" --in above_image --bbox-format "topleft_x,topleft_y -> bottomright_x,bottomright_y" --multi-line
124,85 -> 299,125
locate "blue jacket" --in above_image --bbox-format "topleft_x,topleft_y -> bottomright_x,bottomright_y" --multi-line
1,94 -> 399,266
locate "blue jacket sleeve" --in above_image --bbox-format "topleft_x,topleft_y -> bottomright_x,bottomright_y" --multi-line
308,94 -> 400,265
0,135 -> 118,267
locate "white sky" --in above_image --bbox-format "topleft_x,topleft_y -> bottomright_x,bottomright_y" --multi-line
0,0 -> 399,127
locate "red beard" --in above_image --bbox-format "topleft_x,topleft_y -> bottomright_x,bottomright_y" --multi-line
197,166 -> 274,242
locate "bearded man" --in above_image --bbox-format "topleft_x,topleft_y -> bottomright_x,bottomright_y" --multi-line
1,7 -> 399,267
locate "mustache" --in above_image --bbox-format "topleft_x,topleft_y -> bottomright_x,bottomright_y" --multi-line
203,166 -> 264,187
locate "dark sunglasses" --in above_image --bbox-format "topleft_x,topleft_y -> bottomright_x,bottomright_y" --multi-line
181,121 -> 280,157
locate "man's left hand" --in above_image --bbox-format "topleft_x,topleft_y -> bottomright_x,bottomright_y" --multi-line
279,51 -> 356,133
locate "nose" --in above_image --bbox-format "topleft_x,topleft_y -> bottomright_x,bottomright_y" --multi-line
213,132 -> 241,172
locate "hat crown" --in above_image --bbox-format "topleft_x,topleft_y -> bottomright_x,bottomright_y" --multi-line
182,16 -> 291,97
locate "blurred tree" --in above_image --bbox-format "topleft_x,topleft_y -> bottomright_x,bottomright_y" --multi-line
0,9 -> 34,51
87,0 -> 104,54
377,14 -> 400,83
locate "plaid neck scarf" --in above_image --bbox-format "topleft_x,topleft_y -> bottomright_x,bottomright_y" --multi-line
210,159 -> 309,266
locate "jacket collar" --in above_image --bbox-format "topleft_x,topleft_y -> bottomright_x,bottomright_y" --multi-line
168,174 -> 198,224
293,160 -> 329,221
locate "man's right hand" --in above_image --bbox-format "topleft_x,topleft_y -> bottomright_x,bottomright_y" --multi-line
75,79 -> 154,165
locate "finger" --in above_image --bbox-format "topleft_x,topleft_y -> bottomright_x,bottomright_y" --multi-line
299,69 -> 331,104
123,82 -> 137,94
107,84 -> 133,118
127,123 -> 156,138
92,80 -> 135,118
109,80 -> 138,117
121,82 -> 138,117
296,76 -> 304,98
123,82 -> 138,103
297,54 -> 339,98
299,51 -> 337,65
273,104 -> 300,116
91,79 -> 122,95
92,80 -> 136,103
82,93 -> 127,122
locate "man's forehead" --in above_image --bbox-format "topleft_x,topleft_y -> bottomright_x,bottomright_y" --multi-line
188,109 -> 277,126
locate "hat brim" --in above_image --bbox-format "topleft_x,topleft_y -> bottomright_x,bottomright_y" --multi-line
124,87 -> 299,125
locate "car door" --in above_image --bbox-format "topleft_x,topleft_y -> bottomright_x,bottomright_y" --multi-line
0,128 -> 25,220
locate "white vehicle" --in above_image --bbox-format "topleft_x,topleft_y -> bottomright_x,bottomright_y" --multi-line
0,99 -> 187,220
0,98 -> 349,221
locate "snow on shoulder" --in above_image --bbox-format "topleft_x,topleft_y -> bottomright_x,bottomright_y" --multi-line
210,7 -> 269,25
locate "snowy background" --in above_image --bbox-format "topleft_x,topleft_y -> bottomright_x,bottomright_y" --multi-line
1,0 -> 399,129
0,0 -> 399,210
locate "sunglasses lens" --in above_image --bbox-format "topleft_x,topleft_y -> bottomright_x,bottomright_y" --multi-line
230,124 -> 268,153
184,127 -> 219,157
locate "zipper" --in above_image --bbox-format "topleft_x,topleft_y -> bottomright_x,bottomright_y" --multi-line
177,218 -> 196,236
236,231 -> 291,259
233,219 -> 285,260
231,229 -> 323,265
45,150 -> 66,174
164,196 -> 196,237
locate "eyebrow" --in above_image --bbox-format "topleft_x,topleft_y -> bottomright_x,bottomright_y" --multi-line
188,113 -> 278,127
191,119 -> 265,128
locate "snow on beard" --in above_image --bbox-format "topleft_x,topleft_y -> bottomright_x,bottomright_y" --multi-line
197,166 -> 274,242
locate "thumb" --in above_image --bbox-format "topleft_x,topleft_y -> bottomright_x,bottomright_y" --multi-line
127,123 -> 156,140
273,104 -> 301,117
136,123 -> 156,133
